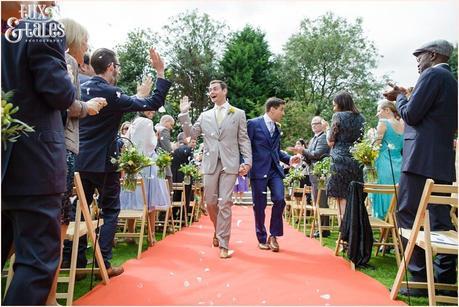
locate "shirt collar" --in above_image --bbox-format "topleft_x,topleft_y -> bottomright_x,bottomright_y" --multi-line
214,101 -> 230,110
263,113 -> 275,125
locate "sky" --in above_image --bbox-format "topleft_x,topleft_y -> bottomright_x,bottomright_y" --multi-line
58,0 -> 458,87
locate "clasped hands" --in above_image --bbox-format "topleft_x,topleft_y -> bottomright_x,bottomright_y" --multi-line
238,164 -> 251,176
382,82 -> 408,102
86,97 -> 107,116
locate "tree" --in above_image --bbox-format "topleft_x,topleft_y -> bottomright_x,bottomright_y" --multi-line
448,44 -> 458,80
280,100 -> 316,149
115,28 -> 159,123
159,10 -> 228,120
279,12 -> 383,127
220,25 -> 275,118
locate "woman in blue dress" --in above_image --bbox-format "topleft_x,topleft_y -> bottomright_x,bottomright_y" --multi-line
371,100 -> 404,219
120,111 -> 171,244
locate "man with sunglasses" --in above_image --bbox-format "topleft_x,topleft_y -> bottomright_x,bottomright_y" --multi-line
73,47 -> 171,277
384,39 -> 457,296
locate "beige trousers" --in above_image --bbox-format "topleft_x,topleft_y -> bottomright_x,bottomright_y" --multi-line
203,160 -> 237,249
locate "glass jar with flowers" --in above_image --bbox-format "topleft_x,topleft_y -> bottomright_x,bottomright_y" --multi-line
154,149 -> 172,179
350,137 -> 380,183
111,145 -> 153,191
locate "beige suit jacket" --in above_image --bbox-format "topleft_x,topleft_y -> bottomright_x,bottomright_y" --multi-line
179,105 -> 252,175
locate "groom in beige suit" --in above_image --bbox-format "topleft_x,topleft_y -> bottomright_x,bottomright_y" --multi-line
179,80 -> 252,258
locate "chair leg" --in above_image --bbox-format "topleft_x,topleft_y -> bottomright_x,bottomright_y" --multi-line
423,214 -> 436,306
391,227 -> 401,266
334,232 -> 342,256
162,210 -> 168,239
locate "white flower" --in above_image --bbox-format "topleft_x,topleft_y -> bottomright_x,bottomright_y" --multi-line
387,143 -> 395,150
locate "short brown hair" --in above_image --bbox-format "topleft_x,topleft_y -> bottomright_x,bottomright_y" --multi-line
209,80 -> 227,91
265,97 -> 286,113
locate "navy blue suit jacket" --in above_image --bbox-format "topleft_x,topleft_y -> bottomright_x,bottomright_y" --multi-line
247,116 -> 290,179
76,76 -> 171,173
1,19 -> 75,195
396,63 -> 457,182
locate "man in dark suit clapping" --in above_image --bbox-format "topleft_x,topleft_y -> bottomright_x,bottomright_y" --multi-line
296,116 -> 331,237
384,39 -> 457,296
75,47 -> 171,277
1,3 -> 75,304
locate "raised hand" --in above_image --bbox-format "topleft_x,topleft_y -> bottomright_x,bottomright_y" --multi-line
179,95 -> 192,113
149,48 -> 165,78
136,76 -> 153,98
86,97 -> 107,115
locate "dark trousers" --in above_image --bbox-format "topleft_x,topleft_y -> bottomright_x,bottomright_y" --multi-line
65,171 -> 121,269
251,169 -> 286,244
309,174 -> 329,227
397,172 -> 456,283
2,194 -> 61,305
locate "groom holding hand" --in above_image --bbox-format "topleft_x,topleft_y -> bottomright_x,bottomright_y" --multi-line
248,97 -> 300,252
179,80 -> 252,259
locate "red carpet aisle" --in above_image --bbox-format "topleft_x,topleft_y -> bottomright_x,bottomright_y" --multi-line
76,206 -> 405,305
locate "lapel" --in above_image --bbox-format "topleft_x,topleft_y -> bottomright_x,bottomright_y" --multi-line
259,117 -> 272,144
219,105 -> 233,131
272,125 -> 280,144
311,132 -> 323,150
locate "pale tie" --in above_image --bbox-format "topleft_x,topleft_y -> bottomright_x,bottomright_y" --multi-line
269,121 -> 275,136
216,106 -> 224,126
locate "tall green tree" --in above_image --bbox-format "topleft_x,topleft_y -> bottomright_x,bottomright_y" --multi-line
116,28 -> 157,96
279,12 -> 382,127
159,10 -> 228,120
115,28 -> 159,123
220,25 -> 275,118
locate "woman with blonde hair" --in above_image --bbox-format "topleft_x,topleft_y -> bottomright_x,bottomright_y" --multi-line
371,100 -> 404,219
47,18 -> 107,305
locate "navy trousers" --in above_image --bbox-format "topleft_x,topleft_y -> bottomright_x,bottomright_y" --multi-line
76,171 -> 121,269
2,194 -> 61,305
251,168 -> 286,244
397,172 -> 456,283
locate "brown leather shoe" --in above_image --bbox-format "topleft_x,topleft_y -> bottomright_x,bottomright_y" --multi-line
212,234 -> 219,247
219,248 -> 234,259
258,243 -> 270,250
107,265 -> 124,278
268,236 -> 279,252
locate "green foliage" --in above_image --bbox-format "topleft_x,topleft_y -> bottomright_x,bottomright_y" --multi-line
280,100 -> 316,148
112,145 -> 154,191
220,25 -> 276,118
115,28 -> 158,96
350,137 -> 380,166
178,163 -> 202,181
154,148 -> 172,169
278,12 -> 382,126
283,167 -> 305,187
311,156 -> 331,179
160,10 -> 228,119
1,90 -> 34,149
448,44 -> 458,80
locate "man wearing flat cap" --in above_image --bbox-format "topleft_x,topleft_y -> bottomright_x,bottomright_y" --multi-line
384,39 -> 457,296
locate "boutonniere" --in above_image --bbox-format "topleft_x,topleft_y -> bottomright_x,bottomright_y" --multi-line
275,122 -> 282,128
228,106 -> 235,115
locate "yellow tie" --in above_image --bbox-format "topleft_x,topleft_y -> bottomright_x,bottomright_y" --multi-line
216,106 -> 224,126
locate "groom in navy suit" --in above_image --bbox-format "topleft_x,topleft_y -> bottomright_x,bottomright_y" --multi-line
248,98 -> 300,252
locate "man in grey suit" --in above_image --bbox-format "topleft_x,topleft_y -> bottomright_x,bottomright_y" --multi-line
296,116 -> 331,237
179,80 -> 252,258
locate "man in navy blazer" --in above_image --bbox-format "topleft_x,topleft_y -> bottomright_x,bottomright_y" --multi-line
1,7 -> 75,304
384,39 -> 457,295
248,97 -> 300,252
74,47 -> 171,277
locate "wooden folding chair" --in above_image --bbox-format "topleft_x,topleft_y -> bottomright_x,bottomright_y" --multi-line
153,179 -> 175,239
363,184 -> 402,265
310,189 -> 339,245
390,179 -> 458,306
5,173 -> 110,305
170,182 -> 188,230
288,186 -> 313,231
116,178 -> 153,259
